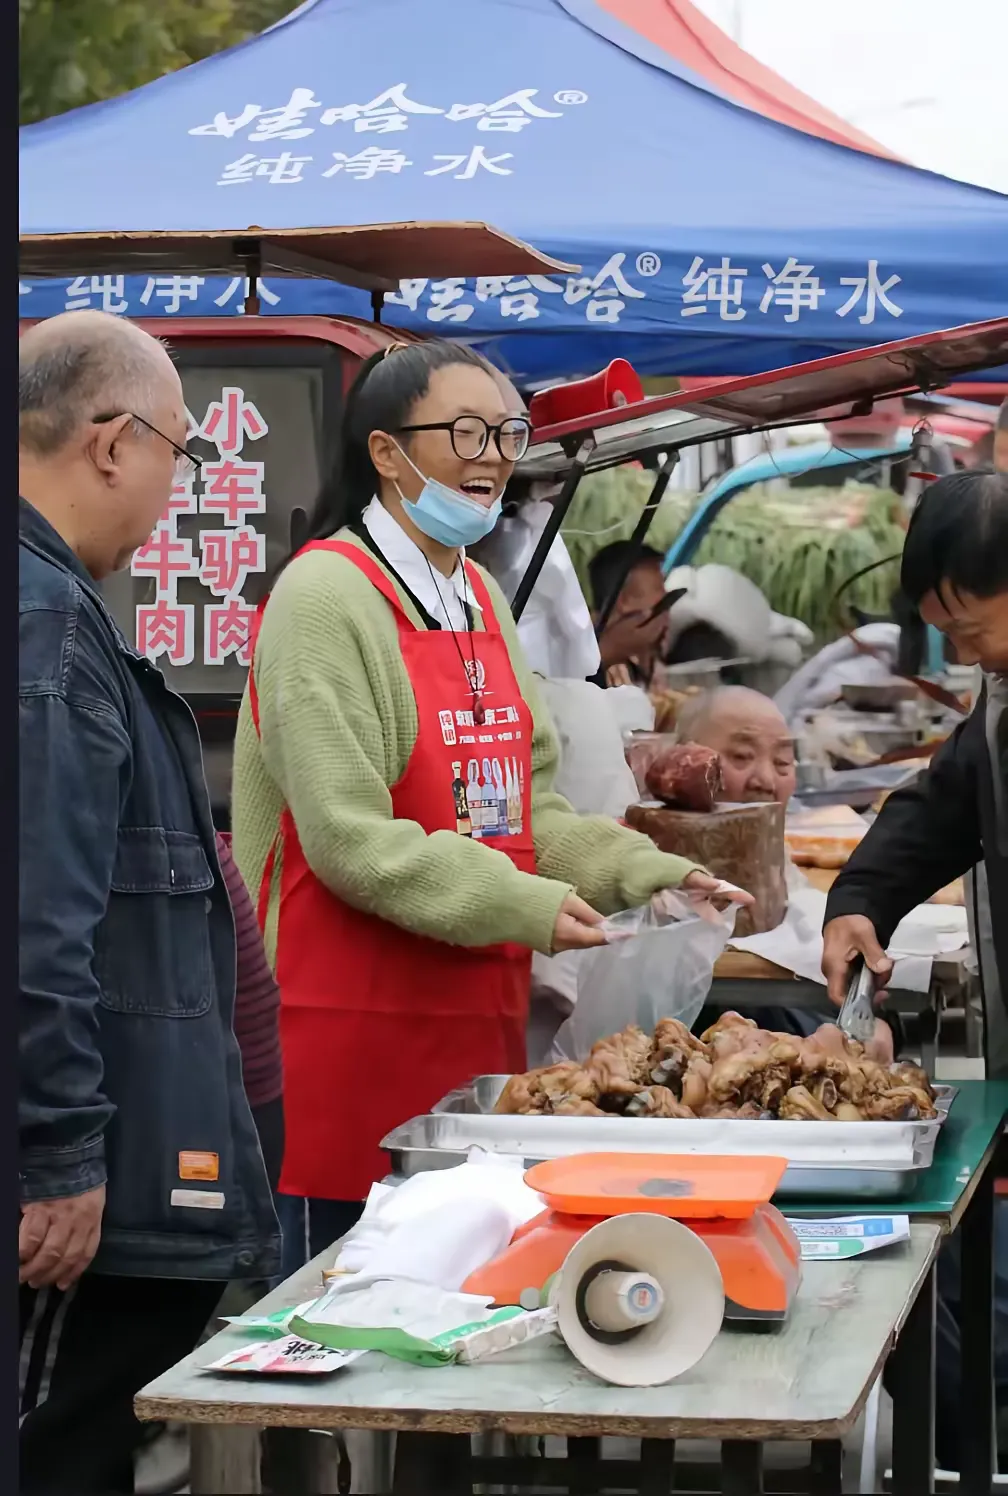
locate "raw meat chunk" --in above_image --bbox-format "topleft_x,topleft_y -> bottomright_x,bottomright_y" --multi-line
644,741 -> 724,812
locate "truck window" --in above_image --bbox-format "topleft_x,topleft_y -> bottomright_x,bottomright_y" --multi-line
100,341 -> 342,698
97,339 -> 344,825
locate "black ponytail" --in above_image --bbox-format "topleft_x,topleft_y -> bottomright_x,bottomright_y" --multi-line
275,338 -> 490,577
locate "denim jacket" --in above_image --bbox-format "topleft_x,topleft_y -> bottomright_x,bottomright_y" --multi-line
19,498 -> 279,1280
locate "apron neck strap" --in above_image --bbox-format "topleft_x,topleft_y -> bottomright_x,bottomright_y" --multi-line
463,561 -> 500,634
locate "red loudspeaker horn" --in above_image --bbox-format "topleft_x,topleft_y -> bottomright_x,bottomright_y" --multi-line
529,359 -> 644,430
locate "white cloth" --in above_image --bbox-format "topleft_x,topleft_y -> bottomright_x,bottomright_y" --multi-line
363,496 -> 481,629
536,676 -> 641,820
477,500 -> 601,680
605,683 -> 657,736
765,612 -> 815,668
770,612 -> 816,647
773,624 -> 901,726
337,1158 -> 544,1288
730,872 -> 967,993
664,564 -> 772,659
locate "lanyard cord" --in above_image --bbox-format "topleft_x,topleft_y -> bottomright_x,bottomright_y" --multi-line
423,556 -> 486,725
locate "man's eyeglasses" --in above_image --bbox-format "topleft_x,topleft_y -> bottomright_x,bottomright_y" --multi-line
94,411 -> 201,481
397,415 -> 532,463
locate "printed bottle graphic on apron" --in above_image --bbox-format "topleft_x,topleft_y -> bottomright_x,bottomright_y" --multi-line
506,756 -> 522,835
466,759 -> 484,839
480,759 -> 500,836
451,761 -> 472,838
492,759 -> 507,833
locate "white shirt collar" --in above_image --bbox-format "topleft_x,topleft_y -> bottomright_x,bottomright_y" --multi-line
362,497 -> 481,623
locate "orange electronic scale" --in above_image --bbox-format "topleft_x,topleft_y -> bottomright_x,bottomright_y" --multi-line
463,1154 -> 801,1329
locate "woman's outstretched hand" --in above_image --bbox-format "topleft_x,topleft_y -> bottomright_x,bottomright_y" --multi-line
681,871 -> 755,908
551,892 -> 607,953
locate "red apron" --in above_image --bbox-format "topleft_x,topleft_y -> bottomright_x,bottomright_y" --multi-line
248,539 -> 536,1200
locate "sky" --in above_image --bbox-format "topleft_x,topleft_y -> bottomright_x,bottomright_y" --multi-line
692,0 -> 1008,194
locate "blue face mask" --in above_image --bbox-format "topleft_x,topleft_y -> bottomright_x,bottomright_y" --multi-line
393,444 -> 502,549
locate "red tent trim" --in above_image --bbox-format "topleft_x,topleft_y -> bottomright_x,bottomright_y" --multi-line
595,0 -> 900,160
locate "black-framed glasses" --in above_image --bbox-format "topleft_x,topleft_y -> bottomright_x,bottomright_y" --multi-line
94,411 -> 201,480
397,415 -> 531,463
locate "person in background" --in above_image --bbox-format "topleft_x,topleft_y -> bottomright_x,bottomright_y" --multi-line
588,541 -> 670,687
232,340 -> 751,1271
672,686 -> 797,806
821,470 -> 1008,1474
18,311 -> 279,1493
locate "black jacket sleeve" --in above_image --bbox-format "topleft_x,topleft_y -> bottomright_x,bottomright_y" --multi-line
824,704 -> 984,947
19,599 -> 127,1202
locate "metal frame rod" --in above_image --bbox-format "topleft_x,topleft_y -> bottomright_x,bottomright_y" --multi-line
237,240 -> 262,316
511,435 -> 596,622
593,449 -> 679,636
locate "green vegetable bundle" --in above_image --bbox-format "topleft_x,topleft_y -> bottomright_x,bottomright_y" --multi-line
561,469 -> 904,643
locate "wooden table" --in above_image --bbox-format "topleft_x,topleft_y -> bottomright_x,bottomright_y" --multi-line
137,1225 -> 941,1495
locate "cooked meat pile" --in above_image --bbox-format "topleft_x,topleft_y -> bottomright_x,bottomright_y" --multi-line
494,1012 -> 938,1122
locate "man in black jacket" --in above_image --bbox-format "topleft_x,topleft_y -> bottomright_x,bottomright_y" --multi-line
822,470 -> 1007,1021
822,469 -> 1007,1472
19,311 -> 280,1493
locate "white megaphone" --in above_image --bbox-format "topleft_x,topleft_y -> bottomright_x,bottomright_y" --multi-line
548,1215 -> 725,1387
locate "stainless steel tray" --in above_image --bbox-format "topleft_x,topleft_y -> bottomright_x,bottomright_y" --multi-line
379,1077 -> 958,1202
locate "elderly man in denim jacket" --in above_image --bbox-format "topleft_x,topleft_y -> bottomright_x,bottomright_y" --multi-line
18,311 -> 279,1494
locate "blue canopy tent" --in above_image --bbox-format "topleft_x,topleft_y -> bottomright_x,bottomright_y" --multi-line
19,0 -> 1008,383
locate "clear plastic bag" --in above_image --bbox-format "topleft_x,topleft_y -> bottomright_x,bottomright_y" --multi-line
549,893 -> 736,1063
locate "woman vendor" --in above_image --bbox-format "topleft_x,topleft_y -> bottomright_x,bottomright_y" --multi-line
232,340 -> 747,1269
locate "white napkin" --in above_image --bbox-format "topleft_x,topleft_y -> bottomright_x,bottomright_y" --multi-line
728,878 -> 967,995
337,1157 -> 544,1288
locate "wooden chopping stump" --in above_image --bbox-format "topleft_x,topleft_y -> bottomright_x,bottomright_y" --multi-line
626,800 -> 787,937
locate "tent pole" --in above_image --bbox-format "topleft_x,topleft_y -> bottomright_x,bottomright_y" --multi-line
238,241 -> 262,315
511,436 -> 595,623
593,450 -> 680,636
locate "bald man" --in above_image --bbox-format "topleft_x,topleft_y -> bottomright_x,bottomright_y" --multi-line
677,687 -> 900,1055
675,686 -> 797,805
19,313 -> 279,1492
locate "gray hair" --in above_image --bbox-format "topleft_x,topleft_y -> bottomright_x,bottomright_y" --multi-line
19,311 -> 173,456
997,397 -> 1008,434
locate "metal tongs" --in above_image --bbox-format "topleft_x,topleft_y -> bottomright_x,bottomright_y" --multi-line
837,957 -> 877,1045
